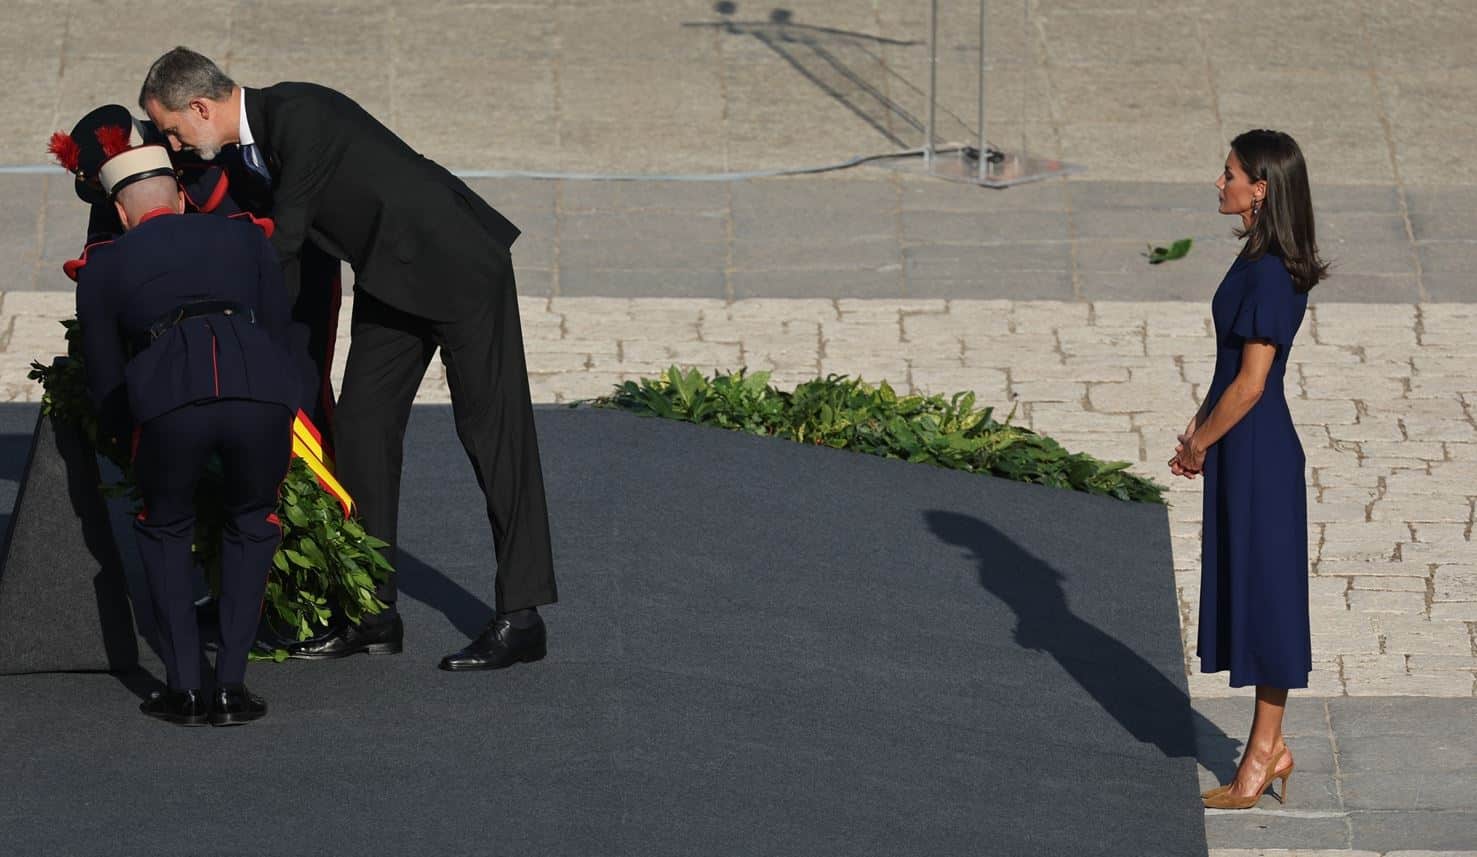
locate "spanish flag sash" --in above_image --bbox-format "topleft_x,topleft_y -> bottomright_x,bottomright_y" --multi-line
292,409 -> 353,517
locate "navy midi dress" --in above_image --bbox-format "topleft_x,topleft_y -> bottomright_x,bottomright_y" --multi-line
1196,252 -> 1312,689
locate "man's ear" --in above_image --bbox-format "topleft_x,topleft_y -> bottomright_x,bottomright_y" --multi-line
113,198 -> 130,230
176,187 -> 187,213
190,98 -> 211,121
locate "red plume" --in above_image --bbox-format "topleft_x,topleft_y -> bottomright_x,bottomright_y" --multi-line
95,125 -> 133,159
47,131 -> 80,172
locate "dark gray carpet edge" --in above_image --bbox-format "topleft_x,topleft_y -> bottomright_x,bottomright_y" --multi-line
0,403 -> 1210,857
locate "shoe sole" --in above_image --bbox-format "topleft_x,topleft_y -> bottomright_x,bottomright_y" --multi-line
209,712 -> 266,727
287,642 -> 403,661
438,646 -> 547,672
144,713 -> 210,727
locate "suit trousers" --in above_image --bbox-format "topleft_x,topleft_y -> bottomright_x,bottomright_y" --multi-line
333,261 -> 557,620
133,399 -> 294,689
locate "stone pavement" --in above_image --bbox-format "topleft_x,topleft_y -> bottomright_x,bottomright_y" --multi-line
3,0 -> 1476,184
1196,698 -> 1477,852
2,0 -> 1475,852
10,174 -> 1477,303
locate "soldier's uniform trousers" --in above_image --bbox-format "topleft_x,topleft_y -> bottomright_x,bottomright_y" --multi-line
133,398 -> 294,690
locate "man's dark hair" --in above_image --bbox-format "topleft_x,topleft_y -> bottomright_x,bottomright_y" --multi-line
139,47 -> 235,112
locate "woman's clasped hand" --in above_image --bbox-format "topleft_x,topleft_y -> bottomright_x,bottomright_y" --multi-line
1169,418 -> 1205,479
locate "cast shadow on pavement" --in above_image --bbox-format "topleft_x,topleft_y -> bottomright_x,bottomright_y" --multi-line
0,425 -> 163,700
686,4 -> 971,149
0,432 -> 32,483
926,509 -> 1240,783
395,550 -> 494,639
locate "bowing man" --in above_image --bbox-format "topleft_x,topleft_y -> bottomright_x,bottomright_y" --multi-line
53,121 -> 299,726
139,46 -> 558,671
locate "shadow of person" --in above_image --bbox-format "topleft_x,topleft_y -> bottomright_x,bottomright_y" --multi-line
95,567 -> 166,701
926,509 -> 1239,782
394,550 -> 494,638
685,4 -> 941,149
0,432 -> 34,483
110,666 -> 165,701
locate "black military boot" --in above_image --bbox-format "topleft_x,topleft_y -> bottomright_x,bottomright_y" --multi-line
208,684 -> 267,726
140,689 -> 210,726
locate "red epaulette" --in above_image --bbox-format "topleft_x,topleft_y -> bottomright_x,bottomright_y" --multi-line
182,165 -> 231,214
227,210 -> 276,239
63,238 -> 116,282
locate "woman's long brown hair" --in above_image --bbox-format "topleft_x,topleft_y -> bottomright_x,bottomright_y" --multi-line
1232,129 -> 1330,292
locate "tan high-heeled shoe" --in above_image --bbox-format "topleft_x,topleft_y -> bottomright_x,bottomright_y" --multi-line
1202,749 -> 1294,809
1201,746 -> 1293,800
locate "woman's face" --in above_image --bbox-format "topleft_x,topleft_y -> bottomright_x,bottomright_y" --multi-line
1215,150 -> 1262,217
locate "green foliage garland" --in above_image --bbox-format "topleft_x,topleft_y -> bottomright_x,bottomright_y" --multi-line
595,366 -> 1165,504
29,319 -> 391,655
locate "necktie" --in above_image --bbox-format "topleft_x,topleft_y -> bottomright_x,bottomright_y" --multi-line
241,143 -> 272,184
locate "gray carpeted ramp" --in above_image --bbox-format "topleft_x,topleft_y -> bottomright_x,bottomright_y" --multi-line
0,404 -> 1209,857
0,407 -> 137,674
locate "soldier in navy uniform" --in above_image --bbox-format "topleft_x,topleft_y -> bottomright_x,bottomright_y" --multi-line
57,124 -> 300,726
64,103 -> 339,432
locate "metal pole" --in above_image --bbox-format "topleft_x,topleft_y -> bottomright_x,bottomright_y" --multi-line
1022,0 -> 1029,160
926,0 -> 938,170
977,0 -> 988,181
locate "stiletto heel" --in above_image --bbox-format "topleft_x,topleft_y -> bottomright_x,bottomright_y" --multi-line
1278,767 -> 1293,804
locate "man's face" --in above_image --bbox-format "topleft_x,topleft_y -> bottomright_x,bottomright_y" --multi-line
144,98 -> 225,161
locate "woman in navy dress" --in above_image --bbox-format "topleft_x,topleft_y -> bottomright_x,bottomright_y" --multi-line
1170,129 -> 1329,810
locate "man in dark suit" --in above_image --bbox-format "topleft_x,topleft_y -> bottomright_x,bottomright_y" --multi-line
64,132 -> 298,724
139,47 -> 557,671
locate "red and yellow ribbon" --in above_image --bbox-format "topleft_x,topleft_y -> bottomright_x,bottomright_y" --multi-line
291,409 -> 353,517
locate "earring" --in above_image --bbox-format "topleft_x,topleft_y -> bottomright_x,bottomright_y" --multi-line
1251,197 -> 1262,217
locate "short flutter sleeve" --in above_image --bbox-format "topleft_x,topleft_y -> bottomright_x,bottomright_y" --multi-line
1229,258 -> 1303,346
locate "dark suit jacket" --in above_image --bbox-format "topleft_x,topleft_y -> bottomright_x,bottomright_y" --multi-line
75,212 -> 300,440
243,83 -> 521,322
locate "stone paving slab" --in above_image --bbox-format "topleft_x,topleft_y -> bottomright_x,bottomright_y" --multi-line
4,294 -> 1473,699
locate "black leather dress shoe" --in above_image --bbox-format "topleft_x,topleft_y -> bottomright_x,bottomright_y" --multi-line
439,614 -> 547,672
140,689 -> 210,726
209,684 -> 267,726
286,614 -> 403,660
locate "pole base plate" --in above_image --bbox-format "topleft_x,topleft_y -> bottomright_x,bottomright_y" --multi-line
877,147 -> 1085,188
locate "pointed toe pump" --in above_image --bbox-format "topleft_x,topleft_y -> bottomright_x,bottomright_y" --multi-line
1202,753 -> 1294,810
